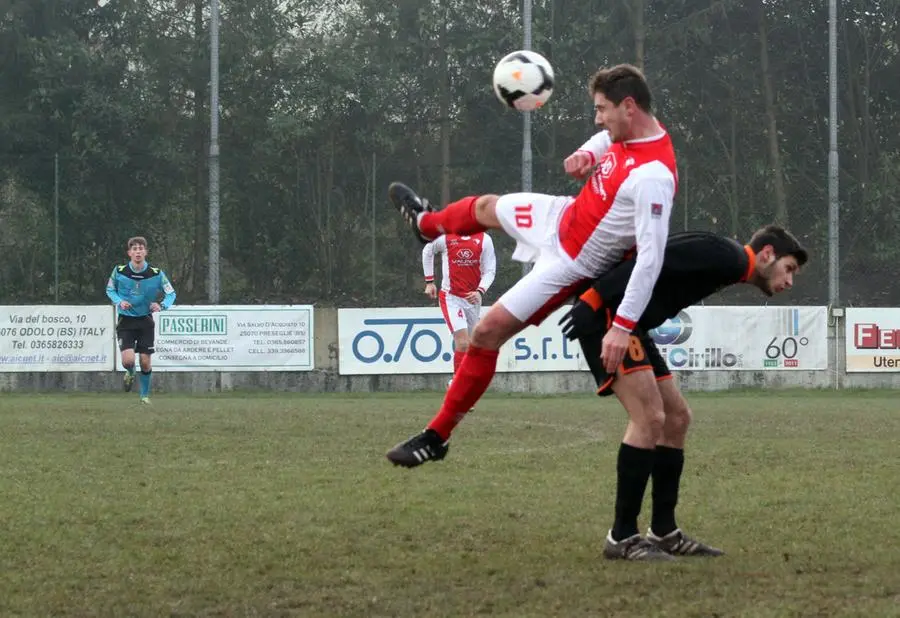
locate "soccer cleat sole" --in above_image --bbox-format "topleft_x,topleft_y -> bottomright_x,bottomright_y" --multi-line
388,182 -> 433,244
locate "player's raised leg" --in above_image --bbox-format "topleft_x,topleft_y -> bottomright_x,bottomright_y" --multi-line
386,191 -> 584,468
646,377 -> 724,557
389,182 -> 501,243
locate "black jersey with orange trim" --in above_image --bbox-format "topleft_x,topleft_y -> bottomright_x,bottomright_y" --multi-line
579,231 -> 753,331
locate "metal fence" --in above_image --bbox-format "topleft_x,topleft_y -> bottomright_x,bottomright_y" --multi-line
1,1 -> 897,309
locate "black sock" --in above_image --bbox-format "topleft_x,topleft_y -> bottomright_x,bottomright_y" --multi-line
611,443 -> 656,541
651,445 -> 685,537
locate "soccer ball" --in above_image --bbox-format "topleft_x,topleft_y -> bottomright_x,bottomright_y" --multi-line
492,50 -> 554,111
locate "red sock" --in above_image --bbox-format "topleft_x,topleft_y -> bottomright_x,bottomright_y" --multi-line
428,345 -> 499,440
453,349 -> 465,374
419,196 -> 487,238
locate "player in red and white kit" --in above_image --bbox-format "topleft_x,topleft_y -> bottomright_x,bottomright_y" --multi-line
387,64 -> 677,472
422,233 -> 496,378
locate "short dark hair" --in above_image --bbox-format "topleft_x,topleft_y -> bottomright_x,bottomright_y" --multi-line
748,225 -> 808,267
589,64 -> 652,112
127,236 -> 147,250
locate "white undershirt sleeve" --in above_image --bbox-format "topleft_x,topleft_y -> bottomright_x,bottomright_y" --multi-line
612,167 -> 676,331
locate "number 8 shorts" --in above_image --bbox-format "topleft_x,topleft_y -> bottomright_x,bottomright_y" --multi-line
578,308 -> 672,397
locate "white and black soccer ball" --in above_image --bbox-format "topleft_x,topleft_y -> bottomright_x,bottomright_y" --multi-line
492,50 -> 554,112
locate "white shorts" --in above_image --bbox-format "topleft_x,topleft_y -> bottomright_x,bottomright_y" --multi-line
495,192 -> 572,263
438,291 -> 480,334
493,192 -> 590,325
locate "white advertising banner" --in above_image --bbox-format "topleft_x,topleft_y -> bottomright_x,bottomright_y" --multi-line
338,306 -> 587,375
0,305 -> 114,372
338,305 -> 828,375
649,306 -> 828,371
116,305 -> 314,372
844,308 -> 900,372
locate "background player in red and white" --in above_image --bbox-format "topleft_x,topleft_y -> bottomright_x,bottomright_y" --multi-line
387,64 -> 677,468
422,233 -> 496,378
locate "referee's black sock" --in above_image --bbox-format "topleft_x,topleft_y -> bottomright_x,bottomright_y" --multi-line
651,445 -> 685,537
611,443 -> 655,541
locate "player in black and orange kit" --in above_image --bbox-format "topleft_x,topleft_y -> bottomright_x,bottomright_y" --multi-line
559,224 -> 808,560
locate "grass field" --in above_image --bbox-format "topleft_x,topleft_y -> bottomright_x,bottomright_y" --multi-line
1,390 -> 899,617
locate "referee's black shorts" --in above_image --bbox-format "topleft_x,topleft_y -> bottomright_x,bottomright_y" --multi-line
578,308 -> 672,397
116,315 -> 156,355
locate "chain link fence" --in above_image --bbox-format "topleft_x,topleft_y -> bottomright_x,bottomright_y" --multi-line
1,1 -> 897,309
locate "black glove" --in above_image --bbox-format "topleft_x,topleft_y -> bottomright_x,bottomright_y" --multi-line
558,298 -> 603,340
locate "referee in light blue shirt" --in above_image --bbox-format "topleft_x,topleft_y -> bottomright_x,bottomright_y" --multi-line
105,236 -> 176,404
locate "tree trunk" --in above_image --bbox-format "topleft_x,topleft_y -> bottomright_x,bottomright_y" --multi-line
758,2 -> 788,225
623,0 -> 645,69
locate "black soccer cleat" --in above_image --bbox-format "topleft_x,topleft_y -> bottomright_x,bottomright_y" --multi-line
602,532 -> 676,561
388,182 -> 436,244
386,429 -> 450,468
647,528 -> 725,557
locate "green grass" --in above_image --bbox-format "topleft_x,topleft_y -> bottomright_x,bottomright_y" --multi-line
1,390 -> 899,617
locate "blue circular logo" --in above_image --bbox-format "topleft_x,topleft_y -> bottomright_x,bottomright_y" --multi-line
650,311 -> 693,345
